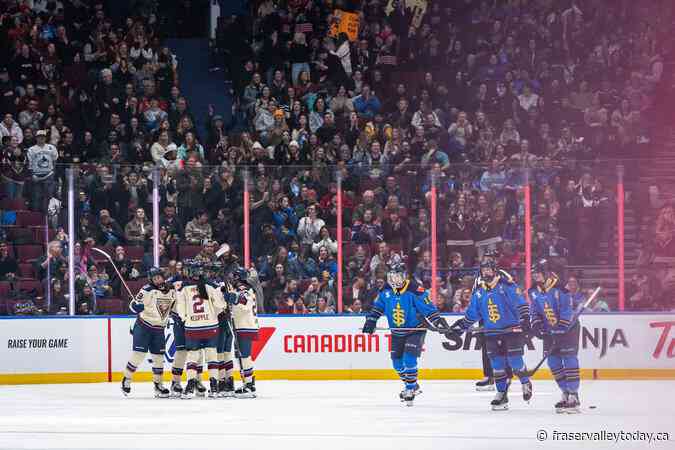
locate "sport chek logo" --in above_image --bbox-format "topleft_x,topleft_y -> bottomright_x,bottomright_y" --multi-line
251,327 -> 276,360
162,322 -> 276,363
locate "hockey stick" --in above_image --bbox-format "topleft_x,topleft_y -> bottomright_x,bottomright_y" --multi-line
525,286 -> 601,378
91,247 -> 135,300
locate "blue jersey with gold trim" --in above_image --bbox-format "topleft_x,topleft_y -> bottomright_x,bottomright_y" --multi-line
367,280 -> 440,335
529,277 -> 574,333
460,275 -> 528,334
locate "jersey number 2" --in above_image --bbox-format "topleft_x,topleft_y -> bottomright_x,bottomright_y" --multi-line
193,296 -> 205,314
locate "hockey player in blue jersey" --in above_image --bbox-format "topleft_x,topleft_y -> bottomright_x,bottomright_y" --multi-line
529,260 -> 581,413
362,258 -> 448,406
449,259 -> 533,410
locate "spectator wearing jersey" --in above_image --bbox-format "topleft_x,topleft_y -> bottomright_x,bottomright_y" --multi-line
27,130 -> 58,210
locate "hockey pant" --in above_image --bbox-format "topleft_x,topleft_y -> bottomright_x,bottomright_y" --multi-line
391,331 -> 425,390
485,333 -> 530,393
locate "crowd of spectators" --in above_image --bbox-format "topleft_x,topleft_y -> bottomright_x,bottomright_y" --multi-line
0,0 -> 673,314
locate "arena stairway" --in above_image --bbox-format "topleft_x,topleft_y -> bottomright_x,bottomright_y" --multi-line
166,38 -> 232,140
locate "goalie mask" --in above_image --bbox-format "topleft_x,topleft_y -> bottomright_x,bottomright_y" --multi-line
387,261 -> 407,289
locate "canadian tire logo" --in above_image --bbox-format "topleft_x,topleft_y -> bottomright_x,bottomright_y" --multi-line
251,327 -> 276,361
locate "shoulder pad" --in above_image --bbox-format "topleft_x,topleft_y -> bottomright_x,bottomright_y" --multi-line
141,285 -> 153,292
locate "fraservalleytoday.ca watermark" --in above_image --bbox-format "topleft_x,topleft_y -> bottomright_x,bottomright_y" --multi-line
537,430 -> 671,444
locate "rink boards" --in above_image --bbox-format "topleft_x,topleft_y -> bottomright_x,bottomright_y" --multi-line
0,314 -> 674,384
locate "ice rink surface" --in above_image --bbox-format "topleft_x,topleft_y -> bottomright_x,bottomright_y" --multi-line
0,380 -> 673,450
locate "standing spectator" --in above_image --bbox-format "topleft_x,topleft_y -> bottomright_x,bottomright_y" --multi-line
27,129 -> 58,210
353,85 -> 381,120
297,204 -> 325,256
124,208 -> 153,246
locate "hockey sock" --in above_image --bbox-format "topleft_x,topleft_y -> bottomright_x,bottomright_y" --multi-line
241,356 -> 254,383
391,357 -> 405,383
150,353 -> 164,383
171,350 -> 187,382
216,352 -> 225,380
507,355 -> 530,384
490,356 -> 509,392
205,348 -> 219,380
562,356 -> 580,393
547,355 -> 568,392
123,351 -> 145,380
186,351 -> 201,380
224,357 -> 234,379
402,352 -> 418,390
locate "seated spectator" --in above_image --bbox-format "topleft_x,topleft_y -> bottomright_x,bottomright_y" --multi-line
297,204 -> 325,255
346,299 -> 363,314
382,210 -> 410,250
316,246 -> 337,279
352,190 -> 384,222
351,209 -> 383,245
312,226 -> 337,256
314,296 -> 335,314
34,241 -> 67,281
353,85 -> 381,119
97,209 -> 125,247
303,276 -> 335,310
0,242 -> 18,281
124,208 -> 153,246
185,210 -> 213,245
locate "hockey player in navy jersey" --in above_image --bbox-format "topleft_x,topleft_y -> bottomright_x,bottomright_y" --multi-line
450,259 -> 532,410
529,260 -> 581,413
362,257 -> 448,406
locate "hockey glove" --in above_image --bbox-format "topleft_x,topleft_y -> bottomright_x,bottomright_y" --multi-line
519,317 -> 531,334
429,316 -> 450,333
531,322 -> 543,339
130,300 -> 144,314
549,327 -> 568,336
362,319 -> 377,334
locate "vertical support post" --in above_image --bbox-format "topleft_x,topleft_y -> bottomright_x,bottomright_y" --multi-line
67,167 -> 76,315
524,167 -> 532,295
336,171 -> 343,313
430,171 -> 438,305
243,169 -> 250,269
152,168 -> 160,268
44,215 -> 51,313
617,165 -> 625,311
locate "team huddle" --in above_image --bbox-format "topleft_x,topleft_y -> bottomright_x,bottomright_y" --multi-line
119,248 -> 585,413
120,263 -> 259,399
362,254 -> 586,414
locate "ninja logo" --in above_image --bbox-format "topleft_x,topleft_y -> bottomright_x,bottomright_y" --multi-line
582,327 -> 628,358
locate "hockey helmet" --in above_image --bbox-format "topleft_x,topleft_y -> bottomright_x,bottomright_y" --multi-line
479,258 -> 497,281
147,266 -> 164,283
230,266 -> 249,285
386,256 -> 407,289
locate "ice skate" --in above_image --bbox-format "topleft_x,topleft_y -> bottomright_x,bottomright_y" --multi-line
170,381 -> 183,398
182,379 -> 196,399
522,380 -> 533,403
565,392 -> 581,414
218,377 -> 235,398
399,383 -> 422,401
234,378 -> 257,398
555,392 -> 569,413
475,377 -> 495,391
121,377 -> 131,396
402,388 -> 415,407
208,378 -> 218,398
491,391 -> 509,411
153,382 -> 170,398
195,379 -> 207,397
